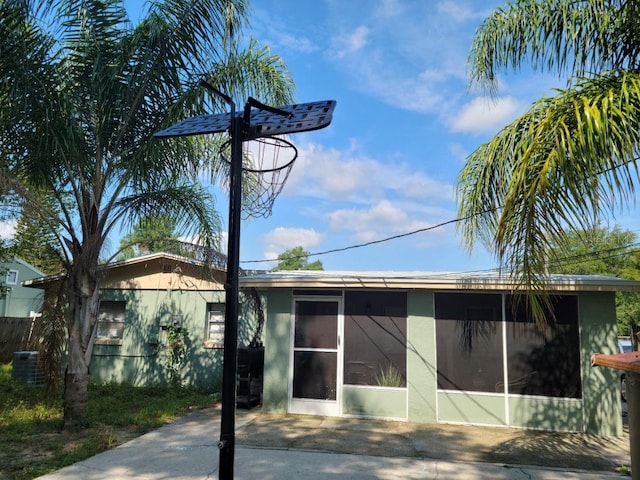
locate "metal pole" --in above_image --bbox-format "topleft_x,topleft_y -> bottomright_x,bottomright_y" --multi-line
219,113 -> 243,480
628,371 -> 640,480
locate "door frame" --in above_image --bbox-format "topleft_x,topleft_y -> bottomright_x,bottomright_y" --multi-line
288,294 -> 344,416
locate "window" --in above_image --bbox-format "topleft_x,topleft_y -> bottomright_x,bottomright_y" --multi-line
505,295 -> 581,398
435,293 -> 503,393
96,301 -> 126,340
5,269 -> 18,285
343,291 -> 407,388
434,292 -> 582,399
206,303 -> 225,347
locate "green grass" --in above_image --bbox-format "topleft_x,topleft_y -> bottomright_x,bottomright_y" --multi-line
0,363 -> 221,480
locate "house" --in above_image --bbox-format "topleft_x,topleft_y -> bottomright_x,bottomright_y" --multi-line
25,252 -> 260,389
239,270 -> 640,436
1,257 -> 44,318
0,258 -> 45,362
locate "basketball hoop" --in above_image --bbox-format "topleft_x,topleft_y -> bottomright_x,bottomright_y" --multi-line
155,88 -> 335,480
218,135 -> 298,218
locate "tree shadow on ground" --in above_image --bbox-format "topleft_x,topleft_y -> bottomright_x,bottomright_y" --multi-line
235,412 -> 630,473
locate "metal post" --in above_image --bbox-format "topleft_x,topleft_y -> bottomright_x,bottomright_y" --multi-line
154,89 -> 335,480
218,113 -> 244,480
628,371 -> 640,480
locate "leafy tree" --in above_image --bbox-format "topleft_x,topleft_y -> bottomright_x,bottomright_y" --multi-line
546,225 -> 640,335
116,215 -> 179,261
11,194 -> 64,275
272,246 -> 323,271
0,0 -> 293,429
457,0 -> 640,319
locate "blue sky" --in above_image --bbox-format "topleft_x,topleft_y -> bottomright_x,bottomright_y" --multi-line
230,0 -> 565,272
8,1 -> 637,272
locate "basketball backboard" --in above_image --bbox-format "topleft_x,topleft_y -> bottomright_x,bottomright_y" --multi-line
154,100 -> 336,140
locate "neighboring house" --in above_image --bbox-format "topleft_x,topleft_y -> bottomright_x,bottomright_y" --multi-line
240,270 -> 640,437
25,252 -> 259,389
0,258 -> 45,362
0,257 -> 44,318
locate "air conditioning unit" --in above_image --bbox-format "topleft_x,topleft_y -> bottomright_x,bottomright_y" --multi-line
12,351 -> 44,386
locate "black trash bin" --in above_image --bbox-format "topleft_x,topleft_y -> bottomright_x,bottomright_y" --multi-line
236,346 -> 264,409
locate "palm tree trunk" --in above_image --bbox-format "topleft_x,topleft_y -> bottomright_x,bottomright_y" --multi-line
62,255 -> 101,430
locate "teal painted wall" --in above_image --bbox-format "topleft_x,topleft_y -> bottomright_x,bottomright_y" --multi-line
509,396 -> 583,431
578,291 -> 622,436
407,290 -> 437,423
262,288 -> 292,412
438,392 -> 507,426
0,259 -> 43,317
343,386 -> 406,418
90,288 -> 258,389
259,287 -> 622,436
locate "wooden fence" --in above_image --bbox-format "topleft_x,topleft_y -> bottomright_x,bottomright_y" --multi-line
0,317 -> 33,363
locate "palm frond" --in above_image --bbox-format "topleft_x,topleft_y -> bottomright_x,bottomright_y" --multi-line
458,71 -> 640,315
468,0 -> 637,94
111,183 -> 222,249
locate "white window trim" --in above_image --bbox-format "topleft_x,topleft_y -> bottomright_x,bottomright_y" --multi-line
6,269 -> 18,285
204,303 -> 225,349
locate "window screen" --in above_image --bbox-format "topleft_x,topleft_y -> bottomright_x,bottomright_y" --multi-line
343,291 -> 407,387
435,293 -> 503,393
505,295 -> 581,398
435,292 -> 582,399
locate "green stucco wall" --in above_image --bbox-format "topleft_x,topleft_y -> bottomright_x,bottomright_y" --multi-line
343,386 -> 406,418
578,291 -> 622,436
438,392 -> 507,425
509,396 -> 583,431
262,288 -> 292,413
1,259 -> 43,318
259,287 -> 622,436
407,290 -> 437,423
90,288 -> 258,389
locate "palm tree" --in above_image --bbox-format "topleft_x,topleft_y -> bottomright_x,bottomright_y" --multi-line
457,0 -> 640,317
0,0 -> 294,429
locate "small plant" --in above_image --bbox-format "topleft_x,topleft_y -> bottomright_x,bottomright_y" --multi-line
164,325 -> 189,386
374,364 -> 405,388
618,464 -> 631,476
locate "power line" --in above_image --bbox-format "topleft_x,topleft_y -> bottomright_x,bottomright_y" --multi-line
240,212 -> 488,265
241,157 -> 640,267
242,210 -> 640,274
547,241 -> 640,270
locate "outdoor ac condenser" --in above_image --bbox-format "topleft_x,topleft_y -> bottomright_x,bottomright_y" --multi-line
11,351 -> 44,385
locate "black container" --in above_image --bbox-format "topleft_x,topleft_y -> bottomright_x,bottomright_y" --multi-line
236,346 -> 264,409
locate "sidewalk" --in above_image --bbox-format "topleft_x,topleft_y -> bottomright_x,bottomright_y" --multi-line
36,407 -> 631,480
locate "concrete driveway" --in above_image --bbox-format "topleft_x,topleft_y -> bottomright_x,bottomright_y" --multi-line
36,406 -> 631,480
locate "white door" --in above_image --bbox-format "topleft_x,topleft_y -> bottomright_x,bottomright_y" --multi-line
289,298 -> 342,416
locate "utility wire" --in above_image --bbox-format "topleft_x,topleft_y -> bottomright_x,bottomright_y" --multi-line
242,156 -> 640,267
240,211 -> 492,265
242,209 -> 640,274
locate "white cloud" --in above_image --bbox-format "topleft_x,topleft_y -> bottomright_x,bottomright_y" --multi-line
250,7 -> 320,55
375,0 -> 403,17
276,32 -> 319,54
448,142 -> 469,162
323,1 -> 479,115
0,220 -> 16,239
262,227 -> 323,248
326,200 -> 444,243
449,96 -> 522,134
283,141 -> 454,203
261,227 -> 324,263
436,1 -> 483,23
334,25 -> 370,59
